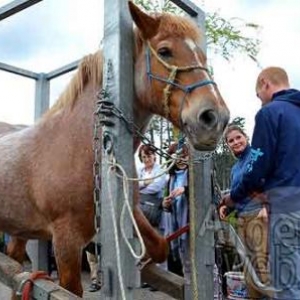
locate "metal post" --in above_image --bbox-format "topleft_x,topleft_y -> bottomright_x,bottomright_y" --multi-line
0,0 -> 43,21
26,73 -> 50,273
189,7 -> 215,300
168,0 -> 214,299
34,73 -> 50,121
100,0 -> 136,299
189,155 -> 214,300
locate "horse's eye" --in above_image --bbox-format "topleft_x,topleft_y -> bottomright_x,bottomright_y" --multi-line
158,47 -> 172,58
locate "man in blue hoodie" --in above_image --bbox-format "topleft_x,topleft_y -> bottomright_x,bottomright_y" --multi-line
222,67 -> 300,299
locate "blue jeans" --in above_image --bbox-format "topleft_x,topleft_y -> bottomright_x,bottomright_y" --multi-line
270,211 -> 300,299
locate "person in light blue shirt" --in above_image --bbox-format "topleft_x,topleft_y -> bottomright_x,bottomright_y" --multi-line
137,144 -> 166,228
161,142 -> 190,284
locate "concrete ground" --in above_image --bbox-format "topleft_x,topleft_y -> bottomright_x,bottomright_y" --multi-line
82,271 -> 176,300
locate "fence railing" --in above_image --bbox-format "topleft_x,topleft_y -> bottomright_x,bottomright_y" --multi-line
0,252 -> 80,299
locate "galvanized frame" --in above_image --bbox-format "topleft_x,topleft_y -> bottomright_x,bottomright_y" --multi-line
100,0 -> 214,299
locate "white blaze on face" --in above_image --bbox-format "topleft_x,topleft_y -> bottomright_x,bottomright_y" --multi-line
185,38 -> 203,66
184,38 -> 218,98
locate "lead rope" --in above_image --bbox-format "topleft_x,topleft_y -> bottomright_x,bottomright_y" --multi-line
188,155 -> 199,300
105,153 -> 148,300
104,154 -> 178,300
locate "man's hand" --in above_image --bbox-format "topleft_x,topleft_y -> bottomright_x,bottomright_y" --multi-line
221,193 -> 235,208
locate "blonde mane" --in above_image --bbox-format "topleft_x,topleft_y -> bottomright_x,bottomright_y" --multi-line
43,51 -> 103,118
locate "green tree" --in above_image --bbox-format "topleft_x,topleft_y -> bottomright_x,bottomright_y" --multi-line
133,0 -> 261,63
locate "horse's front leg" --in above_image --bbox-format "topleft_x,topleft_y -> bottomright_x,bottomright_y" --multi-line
6,236 -> 28,264
133,204 -> 168,263
52,224 -> 83,296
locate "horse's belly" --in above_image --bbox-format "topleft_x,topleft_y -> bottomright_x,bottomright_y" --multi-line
0,206 -> 51,239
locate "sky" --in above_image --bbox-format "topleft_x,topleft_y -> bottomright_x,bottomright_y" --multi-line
0,0 -> 299,138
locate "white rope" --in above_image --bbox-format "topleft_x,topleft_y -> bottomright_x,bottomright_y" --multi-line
114,153 -> 182,182
111,161 -> 146,260
104,152 -> 185,300
106,161 -> 127,300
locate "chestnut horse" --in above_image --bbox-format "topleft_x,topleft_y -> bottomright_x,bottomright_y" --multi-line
0,2 -> 229,296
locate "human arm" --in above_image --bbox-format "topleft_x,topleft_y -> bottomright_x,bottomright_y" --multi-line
139,164 -> 166,194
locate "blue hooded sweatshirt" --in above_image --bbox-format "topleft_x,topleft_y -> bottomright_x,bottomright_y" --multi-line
230,145 -> 262,215
231,89 -> 300,213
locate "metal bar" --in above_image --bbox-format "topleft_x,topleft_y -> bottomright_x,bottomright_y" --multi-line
189,156 -> 214,300
170,0 -> 199,16
141,264 -> 185,300
0,0 -> 43,21
0,252 -> 80,299
34,73 -> 49,120
184,5 -> 213,300
46,59 -> 80,80
0,62 -> 38,79
100,0 -> 136,299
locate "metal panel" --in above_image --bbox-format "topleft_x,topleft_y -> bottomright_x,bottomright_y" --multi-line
0,62 -> 38,79
170,0 -> 199,16
47,59 -> 80,80
0,0 -> 42,21
100,0 -> 136,299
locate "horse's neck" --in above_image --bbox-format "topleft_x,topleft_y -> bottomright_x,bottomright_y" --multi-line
32,83 -> 98,165
133,105 -> 153,151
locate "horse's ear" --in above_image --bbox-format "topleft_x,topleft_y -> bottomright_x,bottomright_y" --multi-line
128,1 -> 161,40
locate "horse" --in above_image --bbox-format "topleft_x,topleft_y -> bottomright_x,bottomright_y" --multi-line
0,1 -> 229,296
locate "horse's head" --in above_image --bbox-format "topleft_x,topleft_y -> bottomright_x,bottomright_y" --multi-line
129,2 -> 230,151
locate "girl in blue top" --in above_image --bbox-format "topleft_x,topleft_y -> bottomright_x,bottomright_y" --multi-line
219,125 -> 269,299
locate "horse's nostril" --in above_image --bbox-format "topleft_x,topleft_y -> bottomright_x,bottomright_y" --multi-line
199,109 -> 217,128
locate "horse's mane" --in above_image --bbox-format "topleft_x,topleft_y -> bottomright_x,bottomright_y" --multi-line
43,51 -> 103,118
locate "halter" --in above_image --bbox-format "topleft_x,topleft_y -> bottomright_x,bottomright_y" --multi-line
145,41 -> 216,119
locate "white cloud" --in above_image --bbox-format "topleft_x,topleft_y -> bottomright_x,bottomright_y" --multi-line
0,71 -> 35,124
